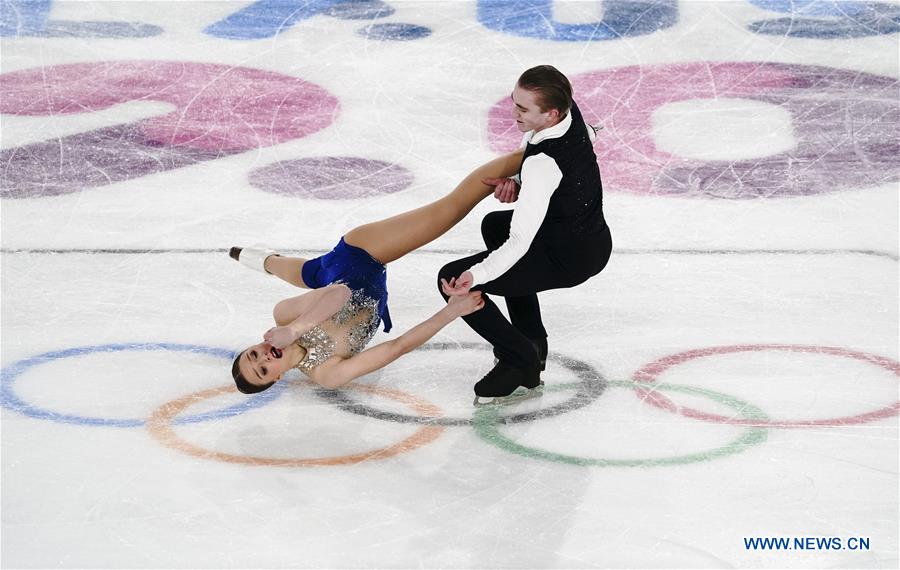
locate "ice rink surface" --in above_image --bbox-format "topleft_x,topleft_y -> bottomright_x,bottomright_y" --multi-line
1,1 -> 898,568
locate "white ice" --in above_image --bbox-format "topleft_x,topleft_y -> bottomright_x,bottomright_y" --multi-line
2,1 -> 898,568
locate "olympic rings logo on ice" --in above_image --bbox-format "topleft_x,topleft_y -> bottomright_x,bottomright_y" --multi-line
1,342 -> 897,468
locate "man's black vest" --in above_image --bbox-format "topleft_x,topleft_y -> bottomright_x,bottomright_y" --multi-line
522,101 -> 605,238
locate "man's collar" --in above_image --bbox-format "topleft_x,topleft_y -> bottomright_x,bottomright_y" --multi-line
526,110 -> 572,145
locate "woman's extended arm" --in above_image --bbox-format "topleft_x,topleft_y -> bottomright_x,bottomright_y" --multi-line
314,292 -> 484,389
264,284 -> 352,348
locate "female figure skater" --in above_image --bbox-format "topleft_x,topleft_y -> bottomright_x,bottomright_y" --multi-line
230,151 -> 524,394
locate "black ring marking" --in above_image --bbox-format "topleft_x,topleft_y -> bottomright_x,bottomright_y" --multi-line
313,342 -> 609,427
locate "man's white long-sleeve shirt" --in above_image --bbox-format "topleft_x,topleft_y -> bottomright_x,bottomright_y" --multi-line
467,112 -> 596,287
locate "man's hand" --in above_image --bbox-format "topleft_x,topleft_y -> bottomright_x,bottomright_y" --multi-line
445,291 -> 485,317
482,177 -> 519,203
264,326 -> 297,349
441,271 -> 474,296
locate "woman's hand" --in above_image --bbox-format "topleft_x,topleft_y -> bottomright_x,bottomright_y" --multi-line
445,291 -> 485,317
482,177 -> 519,203
264,325 -> 298,349
441,271 -> 474,296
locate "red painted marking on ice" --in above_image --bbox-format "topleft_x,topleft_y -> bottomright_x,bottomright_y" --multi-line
631,344 -> 899,428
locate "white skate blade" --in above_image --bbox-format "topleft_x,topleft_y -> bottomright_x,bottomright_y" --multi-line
473,382 -> 544,408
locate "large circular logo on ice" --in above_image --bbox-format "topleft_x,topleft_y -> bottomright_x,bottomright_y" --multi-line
488,62 -> 900,199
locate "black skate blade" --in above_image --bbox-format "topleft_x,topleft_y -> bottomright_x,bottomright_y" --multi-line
473,382 -> 544,408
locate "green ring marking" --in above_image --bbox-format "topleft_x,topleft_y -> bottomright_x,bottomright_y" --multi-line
473,381 -> 769,467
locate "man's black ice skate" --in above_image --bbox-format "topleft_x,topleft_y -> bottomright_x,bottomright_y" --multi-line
492,338 -> 548,372
532,337 -> 548,372
473,362 -> 544,407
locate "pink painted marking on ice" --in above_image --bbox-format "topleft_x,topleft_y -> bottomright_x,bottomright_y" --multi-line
634,386 -> 678,412
249,157 -> 414,199
0,61 -> 338,152
490,62 -> 900,198
489,62 -> 795,193
678,402 -> 900,429
630,344 -> 900,428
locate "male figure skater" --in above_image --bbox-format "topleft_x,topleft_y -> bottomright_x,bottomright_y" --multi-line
439,65 -> 612,405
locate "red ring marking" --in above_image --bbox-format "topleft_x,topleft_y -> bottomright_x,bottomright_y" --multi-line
631,344 -> 900,428
147,383 -> 444,466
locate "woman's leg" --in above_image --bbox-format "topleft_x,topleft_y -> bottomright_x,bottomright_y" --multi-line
344,150 -> 523,264
264,255 -> 310,288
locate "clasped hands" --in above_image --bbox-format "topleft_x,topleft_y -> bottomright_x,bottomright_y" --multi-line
442,175 -> 518,297
483,176 -> 519,204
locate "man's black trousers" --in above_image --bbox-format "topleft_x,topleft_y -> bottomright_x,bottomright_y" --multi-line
437,210 -> 612,371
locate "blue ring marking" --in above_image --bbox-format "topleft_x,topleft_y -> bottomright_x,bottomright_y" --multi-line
356,23 -> 432,41
1,0 -> 162,38
751,0 -> 868,17
0,343 -> 285,427
204,0 -> 348,40
477,0 -> 678,42
748,0 -> 900,38
326,0 -> 395,20
1,0 -> 50,36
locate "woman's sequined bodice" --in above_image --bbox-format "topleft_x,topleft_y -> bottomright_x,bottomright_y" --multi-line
292,289 -> 381,375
